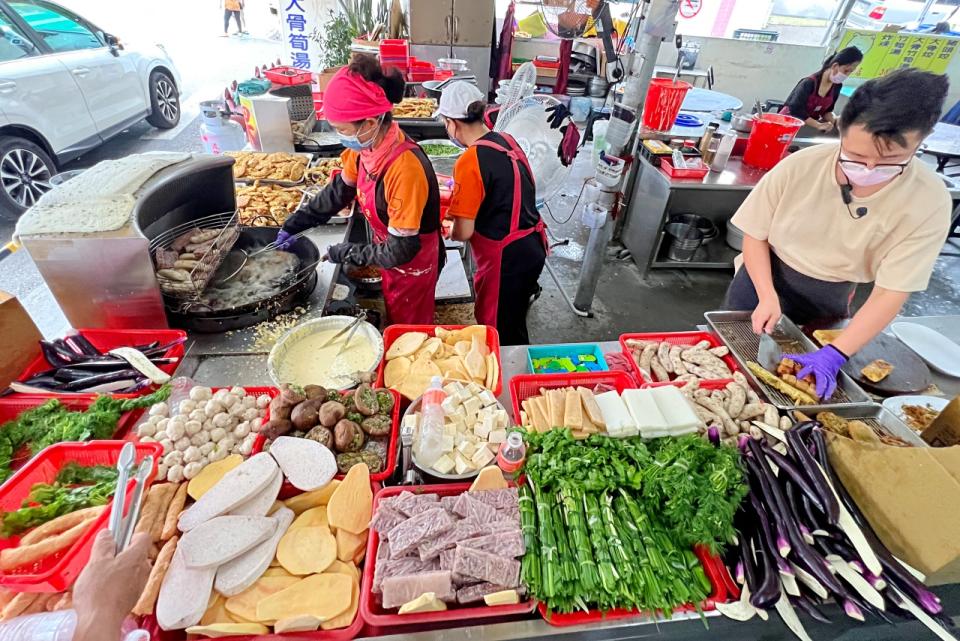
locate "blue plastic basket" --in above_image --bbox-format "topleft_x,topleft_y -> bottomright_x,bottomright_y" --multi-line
526,343 -> 609,374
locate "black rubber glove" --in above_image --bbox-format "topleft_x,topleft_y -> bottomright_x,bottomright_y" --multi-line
545,102 -> 571,129
326,234 -> 421,270
281,173 -> 357,235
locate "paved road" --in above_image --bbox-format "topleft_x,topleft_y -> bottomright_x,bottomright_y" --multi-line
0,0 -> 283,335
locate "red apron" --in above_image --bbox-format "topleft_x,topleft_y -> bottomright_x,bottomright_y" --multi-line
467,134 -> 548,328
356,137 -> 440,325
780,74 -> 835,120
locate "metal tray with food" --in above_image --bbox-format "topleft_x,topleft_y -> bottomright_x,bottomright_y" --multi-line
305,156 -> 343,187
789,403 -> 927,447
392,97 -> 438,121
228,151 -> 314,186
704,310 -> 870,410
236,182 -> 305,227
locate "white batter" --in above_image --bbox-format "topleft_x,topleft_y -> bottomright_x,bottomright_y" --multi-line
278,329 -> 377,388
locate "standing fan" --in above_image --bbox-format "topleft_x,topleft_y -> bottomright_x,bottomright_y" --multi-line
494,62 -> 538,128
495,94 -> 575,204
538,0 -> 621,78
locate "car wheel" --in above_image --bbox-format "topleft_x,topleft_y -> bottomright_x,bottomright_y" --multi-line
146,70 -> 180,129
0,136 -> 55,221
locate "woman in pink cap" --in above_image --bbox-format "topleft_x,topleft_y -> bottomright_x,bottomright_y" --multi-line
276,55 -> 444,325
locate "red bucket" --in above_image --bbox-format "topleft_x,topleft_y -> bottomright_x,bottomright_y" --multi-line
641,78 -> 692,132
743,113 -> 803,169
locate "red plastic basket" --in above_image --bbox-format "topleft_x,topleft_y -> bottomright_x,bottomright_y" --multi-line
660,158 -> 709,179
537,545 -> 728,626
251,388 -> 400,486
508,371 -> 635,424
16,328 -> 187,399
376,325 -> 503,396
265,66 -> 313,86
360,483 -> 535,629
379,39 -> 409,62
0,440 -> 162,592
619,331 -> 738,385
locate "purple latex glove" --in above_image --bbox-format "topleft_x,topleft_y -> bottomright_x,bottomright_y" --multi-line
785,345 -> 848,400
275,229 -> 294,250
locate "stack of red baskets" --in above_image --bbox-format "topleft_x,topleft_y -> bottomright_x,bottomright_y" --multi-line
379,39 -> 409,76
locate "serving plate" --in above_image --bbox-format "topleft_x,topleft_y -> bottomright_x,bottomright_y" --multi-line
881,395 -> 949,432
890,322 -> 960,378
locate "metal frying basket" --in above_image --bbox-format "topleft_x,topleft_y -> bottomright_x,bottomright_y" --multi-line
149,211 -> 240,299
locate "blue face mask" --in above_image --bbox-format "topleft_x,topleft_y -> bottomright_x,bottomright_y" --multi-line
338,117 -> 380,151
445,120 -> 467,149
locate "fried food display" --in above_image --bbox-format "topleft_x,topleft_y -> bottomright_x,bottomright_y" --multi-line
392,98 -> 437,119
228,152 -> 308,183
236,183 -> 303,227
305,158 -> 342,186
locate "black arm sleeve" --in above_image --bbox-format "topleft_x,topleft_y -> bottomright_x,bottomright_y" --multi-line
344,234 -> 422,270
281,173 -> 357,234
782,78 -> 815,121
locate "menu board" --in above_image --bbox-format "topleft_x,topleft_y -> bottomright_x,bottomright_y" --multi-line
837,29 -> 958,79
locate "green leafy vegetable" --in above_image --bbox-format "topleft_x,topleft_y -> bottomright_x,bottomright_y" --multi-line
0,386 -> 170,483
2,475 -> 118,537
55,463 -> 118,486
421,144 -> 460,157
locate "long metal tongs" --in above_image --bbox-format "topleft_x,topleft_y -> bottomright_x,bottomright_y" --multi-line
108,443 -> 154,553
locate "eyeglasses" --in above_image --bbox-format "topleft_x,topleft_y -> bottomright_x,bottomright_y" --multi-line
838,151 -> 914,178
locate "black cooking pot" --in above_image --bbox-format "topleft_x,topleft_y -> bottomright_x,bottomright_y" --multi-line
165,227 -> 320,333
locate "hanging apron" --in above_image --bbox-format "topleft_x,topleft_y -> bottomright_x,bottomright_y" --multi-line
356,137 -> 440,325
467,134 -> 548,328
780,74 -> 836,121
723,252 -> 857,327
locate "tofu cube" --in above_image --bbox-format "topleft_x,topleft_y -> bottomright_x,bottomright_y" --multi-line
441,396 -> 460,416
433,454 -> 455,474
462,396 -> 482,419
443,424 -> 457,437
402,414 -> 418,431
457,440 -> 477,459
471,445 -> 495,467
488,429 -> 507,444
443,382 -> 461,397
441,434 -> 455,453
479,390 -> 498,407
454,452 -> 474,474
453,416 -> 468,433
474,419 -> 492,440
495,409 -> 509,429
467,382 -> 483,395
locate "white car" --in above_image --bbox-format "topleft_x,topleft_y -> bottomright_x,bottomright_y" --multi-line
0,0 -> 182,219
848,0 -> 960,29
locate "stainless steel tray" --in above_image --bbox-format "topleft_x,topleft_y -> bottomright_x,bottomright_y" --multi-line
788,403 -> 927,447
704,310 -> 870,410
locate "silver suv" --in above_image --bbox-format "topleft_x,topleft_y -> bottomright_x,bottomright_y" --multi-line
0,0 -> 182,219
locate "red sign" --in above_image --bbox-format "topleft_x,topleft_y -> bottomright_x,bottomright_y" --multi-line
679,0 -> 702,19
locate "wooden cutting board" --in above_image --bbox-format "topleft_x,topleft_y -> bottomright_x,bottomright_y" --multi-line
842,332 -> 932,396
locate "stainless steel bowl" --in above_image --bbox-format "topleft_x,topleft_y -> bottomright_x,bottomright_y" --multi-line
418,138 -> 464,159
402,394 -> 511,481
268,315 -> 384,388
731,113 -> 756,133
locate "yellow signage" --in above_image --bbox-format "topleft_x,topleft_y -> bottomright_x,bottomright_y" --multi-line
837,29 -> 958,78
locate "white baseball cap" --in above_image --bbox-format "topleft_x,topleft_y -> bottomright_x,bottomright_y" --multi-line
434,81 -> 485,119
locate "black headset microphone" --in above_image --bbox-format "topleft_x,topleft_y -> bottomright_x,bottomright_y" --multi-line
839,178 -> 869,219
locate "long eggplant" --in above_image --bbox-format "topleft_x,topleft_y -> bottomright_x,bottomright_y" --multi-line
39,341 -> 73,368
63,334 -> 98,356
790,594 -> 831,624
61,369 -> 143,391
786,427 -> 840,523
749,531 -> 781,610
749,492 -> 789,559
762,443 -> 828,515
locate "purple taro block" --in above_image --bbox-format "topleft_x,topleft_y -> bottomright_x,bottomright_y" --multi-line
370,506 -> 406,537
373,557 -> 440,593
381,570 -> 455,609
387,507 -> 454,559
452,546 -> 520,588
471,487 -> 519,510
418,516 -> 486,562
453,492 -> 497,522
461,529 -> 525,557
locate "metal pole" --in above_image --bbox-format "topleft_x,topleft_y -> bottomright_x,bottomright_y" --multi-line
917,0 -> 937,26
573,205 -> 615,313
822,0 -> 860,49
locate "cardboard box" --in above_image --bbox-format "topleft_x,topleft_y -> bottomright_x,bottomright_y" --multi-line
0,291 -> 42,389
828,432 -> 960,585
922,396 -> 960,446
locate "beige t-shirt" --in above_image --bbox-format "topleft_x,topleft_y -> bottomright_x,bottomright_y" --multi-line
731,143 -> 952,292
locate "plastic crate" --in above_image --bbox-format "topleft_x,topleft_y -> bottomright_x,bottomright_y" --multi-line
407,58 -> 435,83
379,39 -> 409,61
265,66 -> 313,86
251,388 -> 400,485
376,325 -> 503,396
660,158 -> 709,179
537,545 -> 728,626
0,440 -> 162,592
16,328 -> 187,399
509,371 -> 635,424
527,343 -> 609,375
620,331 -> 738,384
360,483 -> 535,628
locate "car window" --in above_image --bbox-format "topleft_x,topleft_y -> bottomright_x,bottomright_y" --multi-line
0,11 -> 37,62
9,1 -> 102,52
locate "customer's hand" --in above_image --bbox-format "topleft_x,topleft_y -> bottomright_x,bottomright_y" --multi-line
752,296 -> 781,335
73,530 -> 152,641
818,120 -> 834,133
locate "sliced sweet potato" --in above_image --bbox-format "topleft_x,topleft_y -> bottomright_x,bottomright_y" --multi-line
326,464 -> 371,535
290,506 -> 327,531
275,615 -> 323,633
256,573 -> 352,623
335,528 -> 367,563
283,481 -> 340,515
186,623 -> 269,637
325,560 -> 360,583
201,594 -> 233,626
224,576 -> 298,622
277,526 -> 336,575
320,574 -> 359,630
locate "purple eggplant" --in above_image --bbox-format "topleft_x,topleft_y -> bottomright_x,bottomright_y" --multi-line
786,425 -> 840,523
762,442 -> 829,515
64,334 -> 100,356
749,492 -> 789,558
139,337 -> 186,358
61,369 -> 142,391
790,594 -> 831,624
747,530 -> 781,610
39,341 -> 73,368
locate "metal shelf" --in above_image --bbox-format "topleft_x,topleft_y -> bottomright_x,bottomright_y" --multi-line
650,230 -> 738,270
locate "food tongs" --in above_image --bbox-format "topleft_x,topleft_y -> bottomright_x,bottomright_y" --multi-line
108,442 -> 154,553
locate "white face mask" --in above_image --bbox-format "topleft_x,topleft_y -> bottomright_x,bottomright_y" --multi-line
830,71 -> 849,83
839,152 -> 907,187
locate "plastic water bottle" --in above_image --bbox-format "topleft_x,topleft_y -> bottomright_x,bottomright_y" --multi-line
0,610 -> 148,641
496,432 -> 526,481
414,377 -> 446,468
